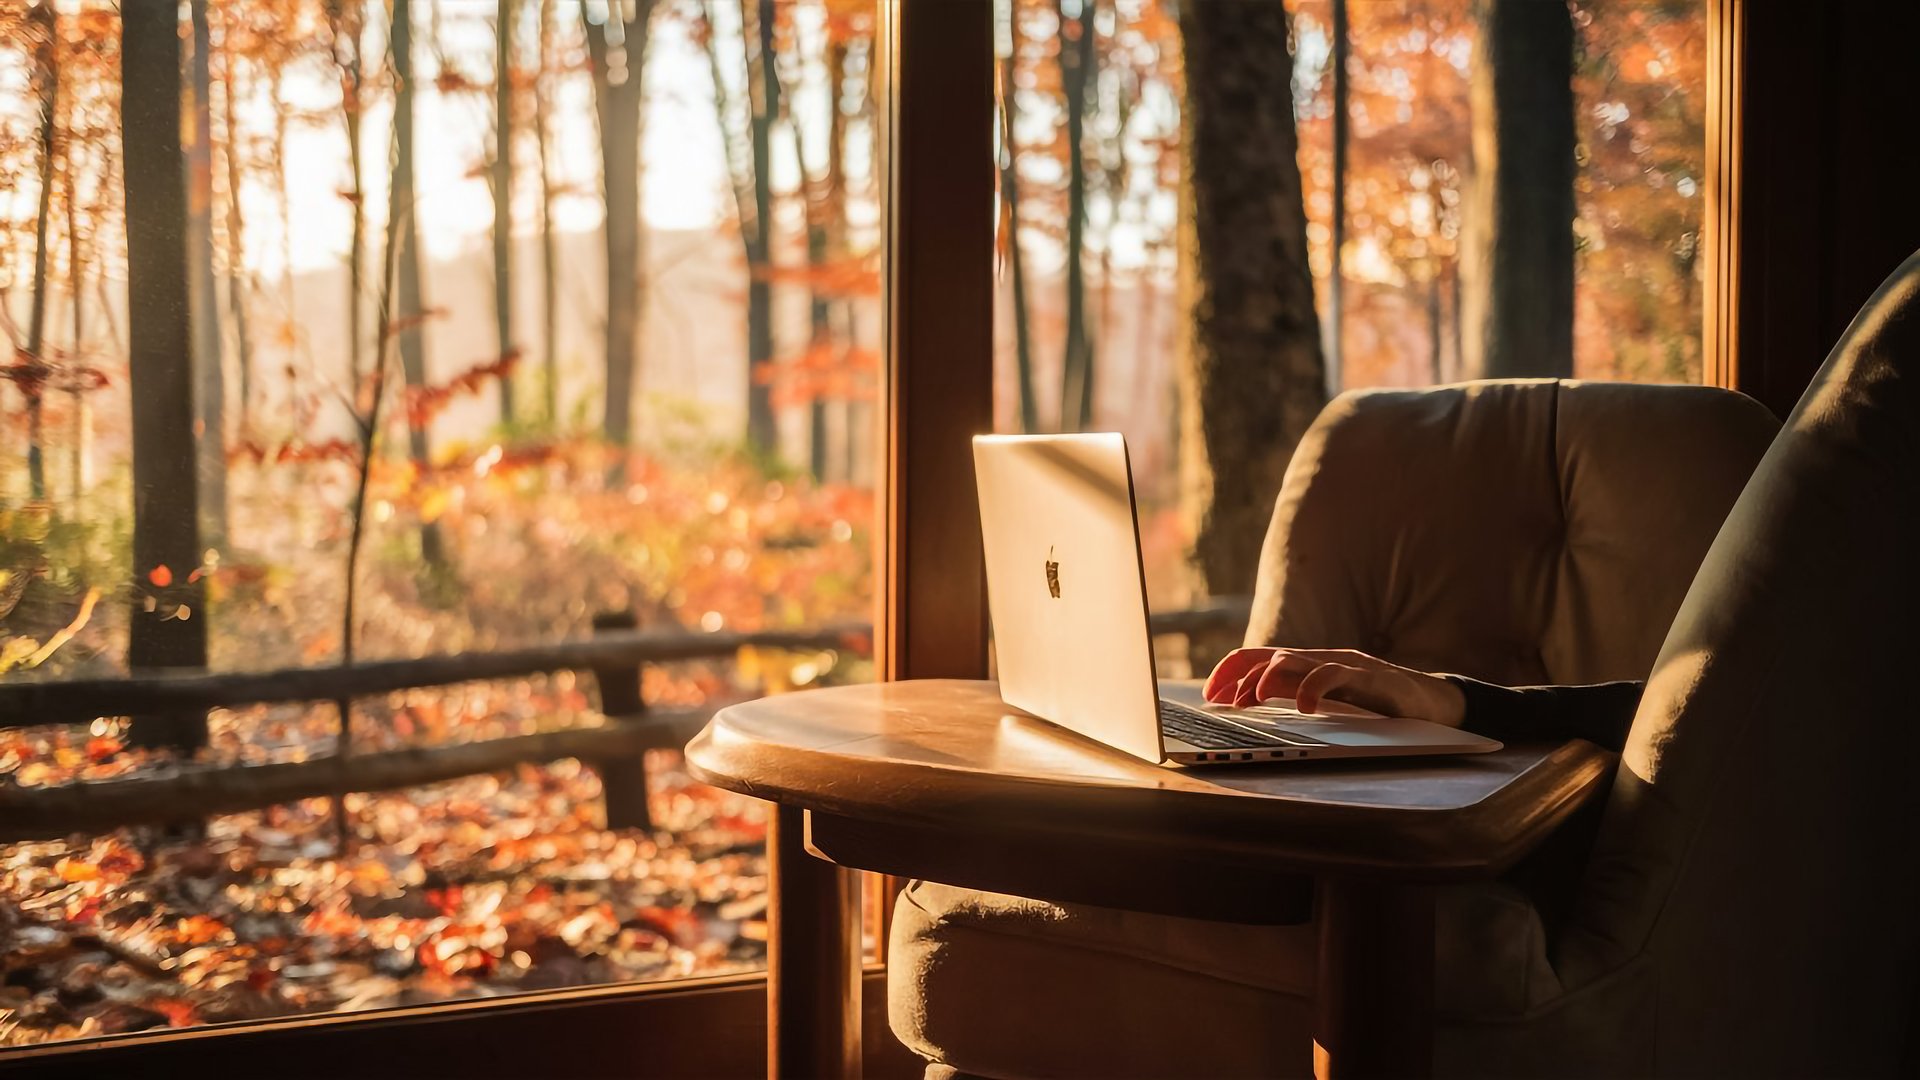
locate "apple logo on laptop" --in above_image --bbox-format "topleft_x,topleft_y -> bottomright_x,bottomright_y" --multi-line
1045,546 -> 1061,598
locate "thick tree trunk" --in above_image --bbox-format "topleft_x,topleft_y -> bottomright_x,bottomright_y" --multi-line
391,0 -> 444,566
1056,0 -> 1095,431
1176,0 -> 1327,611
1000,41 -> 1038,434
23,1 -> 56,503
585,7 -> 653,478
1460,0 -> 1575,379
188,0 -> 227,548
742,0 -> 779,458
122,0 -> 210,750
493,0 -> 517,424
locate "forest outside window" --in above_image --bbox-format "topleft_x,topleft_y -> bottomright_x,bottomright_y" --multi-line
0,0 -> 884,1048
992,0 -> 1708,641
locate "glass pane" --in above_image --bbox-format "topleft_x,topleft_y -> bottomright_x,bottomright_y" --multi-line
0,0 -> 883,1047
993,0 -> 1705,654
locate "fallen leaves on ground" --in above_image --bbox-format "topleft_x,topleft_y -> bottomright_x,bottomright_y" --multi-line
0,752 -> 769,1047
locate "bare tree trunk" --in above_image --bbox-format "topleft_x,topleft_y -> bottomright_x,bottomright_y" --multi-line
326,0 -> 366,387
217,22 -> 255,434
188,0 -> 227,547
742,0 -> 779,458
1000,39 -> 1038,434
1449,255 -> 1463,379
800,38 -> 848,480
23,1 -> 56,503
701,1 -> 777,460
1327,0 -> 1349,394
336,85 -> 410,846
271,64 -> 297,408
841,24 -> 878,486
1056,0 -> 1095,431
534,0 -> 560,428
65,73 -> 85,505
122,0 -> 210,749
492,0 -> 518,424
1176,0 -> 1326,617
1429,270 -> 1445,383
1460,0 -> 1574,379
391,0 -> 444,567
585,4 -> 655,479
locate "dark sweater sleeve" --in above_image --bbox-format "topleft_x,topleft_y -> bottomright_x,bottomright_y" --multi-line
1442,675 -> 1644,752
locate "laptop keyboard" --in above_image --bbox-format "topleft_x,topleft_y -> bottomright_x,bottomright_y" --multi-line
1157,699 -> 1329,750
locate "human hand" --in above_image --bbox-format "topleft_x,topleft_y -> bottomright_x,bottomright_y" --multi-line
1202,647 -> 1468,728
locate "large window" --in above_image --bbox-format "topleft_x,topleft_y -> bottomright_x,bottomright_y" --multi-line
992,0 -> 1707,631
0,0 -> 882,1047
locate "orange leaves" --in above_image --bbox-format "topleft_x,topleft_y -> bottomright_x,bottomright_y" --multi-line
0,349 -> 103,404
228,437 -> 361,468
403,351 -> 521,428
433,68 -> 480,95
747,255 -> 882,298
55,857 -> 101,883
174,914 -> 229,946
3,350 -> 53,400
755,342 -> 882,410
146,999 -> 201,1028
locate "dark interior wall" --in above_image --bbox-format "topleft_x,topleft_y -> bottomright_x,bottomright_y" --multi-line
1733,0 -> 1920,418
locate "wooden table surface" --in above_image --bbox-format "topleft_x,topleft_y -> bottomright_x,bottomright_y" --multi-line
685,679 -> 1618,1079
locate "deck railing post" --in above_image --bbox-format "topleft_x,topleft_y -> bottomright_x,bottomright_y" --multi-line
590,610 -> 654,832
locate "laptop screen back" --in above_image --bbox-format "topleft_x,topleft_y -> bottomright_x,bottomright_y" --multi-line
973,434 -> 1165,762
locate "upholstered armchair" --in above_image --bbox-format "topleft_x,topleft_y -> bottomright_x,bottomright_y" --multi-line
889,377 -> 1784,1078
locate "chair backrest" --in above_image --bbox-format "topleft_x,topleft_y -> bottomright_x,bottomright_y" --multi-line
1560,251 -> 1920,1076
1246,379 -> 1778,685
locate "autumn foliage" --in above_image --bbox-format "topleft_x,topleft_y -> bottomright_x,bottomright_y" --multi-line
0,0 -> 885,1046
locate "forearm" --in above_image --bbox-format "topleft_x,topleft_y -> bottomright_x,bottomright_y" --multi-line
1442,675 -> 1644,752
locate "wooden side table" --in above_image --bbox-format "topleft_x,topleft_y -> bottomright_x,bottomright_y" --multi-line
686,679 -> 1614,1080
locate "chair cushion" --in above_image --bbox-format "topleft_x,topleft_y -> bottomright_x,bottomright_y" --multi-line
889,878 -> 1565,1080
888,880 -> 1316,1079
1245,380 -> 1777,686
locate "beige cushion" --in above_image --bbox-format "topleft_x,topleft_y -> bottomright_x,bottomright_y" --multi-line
888,880 -> 1315,1080
1247,380 -> 1778,685
890,879 -> 1568,1080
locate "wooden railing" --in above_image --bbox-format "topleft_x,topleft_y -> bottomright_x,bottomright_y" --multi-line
0,597 -> 1252,843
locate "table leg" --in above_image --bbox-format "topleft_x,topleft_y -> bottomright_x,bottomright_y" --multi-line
1312,879 -> 1436,1080
768,806 -> 863,1080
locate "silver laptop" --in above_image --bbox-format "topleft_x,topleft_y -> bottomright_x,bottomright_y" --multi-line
973,433 -> 1503,766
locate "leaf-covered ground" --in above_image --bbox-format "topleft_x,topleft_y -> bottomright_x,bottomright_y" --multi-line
0,749 -> 769,1045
